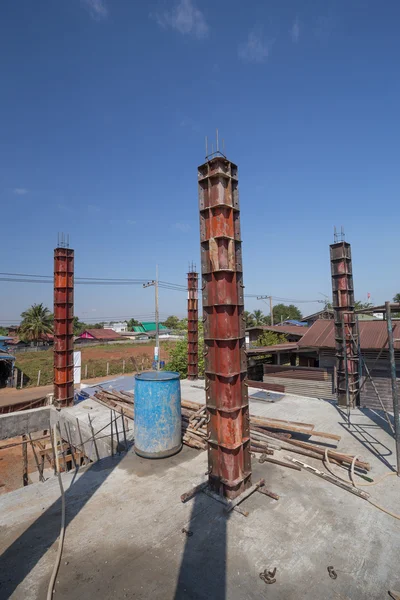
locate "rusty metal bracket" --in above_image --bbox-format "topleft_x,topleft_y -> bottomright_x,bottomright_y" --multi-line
182,528 -> 193,537
327,566 -> 337,580
259,568 -> 277,584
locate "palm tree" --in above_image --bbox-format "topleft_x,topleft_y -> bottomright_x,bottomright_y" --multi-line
19,303 -> 53,345
251,309 -> 265,326
243,311 -> 255,328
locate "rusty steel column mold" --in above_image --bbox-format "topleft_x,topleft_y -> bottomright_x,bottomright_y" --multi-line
330,241 -> 360,408
54,246 -> 74,407
187,269 -> 199,381
198,155 -> 251,499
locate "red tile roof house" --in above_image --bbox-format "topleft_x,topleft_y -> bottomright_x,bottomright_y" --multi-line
77,329 -> 124,342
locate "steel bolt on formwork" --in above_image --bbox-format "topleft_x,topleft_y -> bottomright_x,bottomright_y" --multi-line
187,268 -> 199,381
198,154 -> 252,500
54,245 -> 74,407
330,238 -> 360,408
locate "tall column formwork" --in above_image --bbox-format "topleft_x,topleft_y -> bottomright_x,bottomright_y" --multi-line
54,246 -> 74,407
198,155 -> 251,500
187,270 -> 199,381
330,241 -> 360,408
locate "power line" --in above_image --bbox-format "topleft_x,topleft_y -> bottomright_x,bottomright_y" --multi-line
0,272 -> 324,303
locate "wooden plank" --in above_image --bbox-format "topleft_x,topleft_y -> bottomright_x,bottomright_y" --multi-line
250,416 -> 341,441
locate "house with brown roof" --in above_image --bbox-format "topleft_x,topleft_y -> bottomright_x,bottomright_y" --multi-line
296,320 -> 400,410
77,329 -> 124,343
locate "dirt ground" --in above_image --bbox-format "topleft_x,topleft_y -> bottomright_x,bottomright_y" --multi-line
0,436 -> 40,495
13,342 -> 174,388
81,343 -> 170,362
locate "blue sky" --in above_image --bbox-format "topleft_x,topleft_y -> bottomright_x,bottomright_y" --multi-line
1,0 -> 399,324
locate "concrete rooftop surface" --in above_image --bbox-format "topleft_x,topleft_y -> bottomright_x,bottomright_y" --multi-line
1,384 -> 400,600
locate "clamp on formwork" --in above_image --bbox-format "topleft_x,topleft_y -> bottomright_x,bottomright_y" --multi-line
198,155 -> 252,500
54,244 -> 74,407
187,268 -> 199,381
330,239 -> 360,408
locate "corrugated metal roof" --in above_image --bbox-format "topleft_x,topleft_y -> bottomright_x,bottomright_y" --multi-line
301,309 -> 334,322
247,325 -> 308,337
0,350 -> 15,361
133,322 -> 168,333
298,320 -> 400,350
247,342 -> 298,355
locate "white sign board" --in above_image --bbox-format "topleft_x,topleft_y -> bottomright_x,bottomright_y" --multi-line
74,351 -> 82,384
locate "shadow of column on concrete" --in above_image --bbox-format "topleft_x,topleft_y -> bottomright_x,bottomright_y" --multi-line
0,455 -> 124,598
174,491 -> 228,600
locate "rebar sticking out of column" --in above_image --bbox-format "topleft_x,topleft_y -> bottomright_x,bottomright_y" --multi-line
198,154 -> 251,500
330,237 -> 360,408
54,242 -> 74,407
187,266 -> 199,381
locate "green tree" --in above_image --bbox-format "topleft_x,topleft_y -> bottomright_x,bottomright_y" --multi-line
127,318 -> 140,330
19,303 -> 53,345
244,311 -> 256,328
251,309 -> 265,326
272,303 -> 303,324
255,330 -> 287,347
354,301 -> 372,310
73,317 -> 87,335
176,318 -> 188,332
0,327 -> 8,336
164,334 -> 205,378
163,315 -> 180,330
392,293 -> 400,317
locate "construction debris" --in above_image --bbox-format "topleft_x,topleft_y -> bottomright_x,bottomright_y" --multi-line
92,390 -> 369,474
285,457 -> 370,499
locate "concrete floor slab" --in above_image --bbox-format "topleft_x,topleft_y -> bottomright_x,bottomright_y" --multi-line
1,392 -> 400,600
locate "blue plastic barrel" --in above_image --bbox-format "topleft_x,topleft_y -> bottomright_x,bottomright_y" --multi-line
134,371 -> 182,458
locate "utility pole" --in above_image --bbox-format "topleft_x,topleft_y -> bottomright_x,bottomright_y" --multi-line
143,265 -> 160,371
257,295 -> 273,325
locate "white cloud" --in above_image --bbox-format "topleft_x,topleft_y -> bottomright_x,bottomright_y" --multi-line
13,188 -> 28,195
174,222 -> 191,232
238,29 -> 269,64
126,219 -> 136,225
291,18 -> 300,43
81,0 -> 108,20
153,0 -> 208,39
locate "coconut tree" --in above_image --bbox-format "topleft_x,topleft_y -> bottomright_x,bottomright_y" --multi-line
19,303 -> 53,345
251,309 -> 265,326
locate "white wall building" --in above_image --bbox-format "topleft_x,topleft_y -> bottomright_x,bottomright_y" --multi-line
104,322 -> 128,333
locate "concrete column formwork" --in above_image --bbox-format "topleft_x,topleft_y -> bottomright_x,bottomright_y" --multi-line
198,155 -> 251,499
54,246 -> 74,407
187,270 -> 199,381
330,241 -> 360,408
